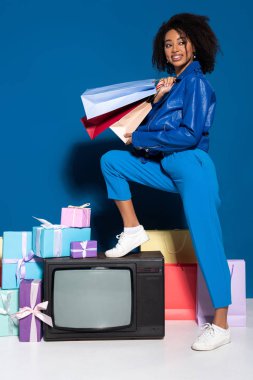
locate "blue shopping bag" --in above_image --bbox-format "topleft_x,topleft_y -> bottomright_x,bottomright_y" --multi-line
81,79 -> 156,119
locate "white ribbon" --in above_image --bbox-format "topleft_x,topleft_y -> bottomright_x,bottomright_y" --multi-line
0,291 -> 18,334
35,228 -> 42,257
80,241 -> 88,255
33,216 -> 68,229
67,203 -> 90,209
12,280 -> 53,342
71,208 -> 79,227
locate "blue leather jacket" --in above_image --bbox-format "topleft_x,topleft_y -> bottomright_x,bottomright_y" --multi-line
132,60 -> 216,156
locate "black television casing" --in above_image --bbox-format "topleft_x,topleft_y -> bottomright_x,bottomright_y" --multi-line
43,251 -> 164,341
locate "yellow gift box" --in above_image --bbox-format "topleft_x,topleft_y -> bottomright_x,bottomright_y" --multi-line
141,229 -> 197,263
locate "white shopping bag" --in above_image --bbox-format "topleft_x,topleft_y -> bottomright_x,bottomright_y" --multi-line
109,100 -> 152,143
81,79 -> 156,119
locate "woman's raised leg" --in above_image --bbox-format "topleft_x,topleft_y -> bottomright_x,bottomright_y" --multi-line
114,199 -> 140,227
100,149 -> 178,256
100,149 -> 178,200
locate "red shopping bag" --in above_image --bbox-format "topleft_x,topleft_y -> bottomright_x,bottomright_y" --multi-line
165,263 -> 197,320
81,99 -> 144,139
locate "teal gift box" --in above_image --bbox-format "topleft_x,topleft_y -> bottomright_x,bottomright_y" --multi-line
0,288 -> 19,336
2,232 -> 43,290
33,226 -> 91,258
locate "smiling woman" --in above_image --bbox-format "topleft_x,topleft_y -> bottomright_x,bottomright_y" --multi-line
164,30 -> 195,75
152,13 -> 220,74
100,12 -> 232,352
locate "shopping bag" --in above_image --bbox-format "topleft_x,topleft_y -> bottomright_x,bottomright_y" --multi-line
196,259 -> 246,326
81,99 -> 144,139
109,99 -> 152,143
141,229 -> 197,263
165,263 -> 197,320
81,79 -> 156,119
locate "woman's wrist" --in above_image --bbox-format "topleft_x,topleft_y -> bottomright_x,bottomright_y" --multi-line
153,91 -> 164,104
153,77 -> 176,104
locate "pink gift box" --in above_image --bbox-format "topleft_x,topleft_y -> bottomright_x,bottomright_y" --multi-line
61,206 -> 91,228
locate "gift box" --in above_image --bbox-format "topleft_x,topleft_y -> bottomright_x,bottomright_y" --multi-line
165,263 -> 197,320
33,218 -> 91,258
2,232 -> 43,289
141,229 -> 197,263
13,279 -> 52,342
61,204 -> 91,228
196,260 -> 246,326
70,241 -> 97,258
0,288 -> 19,336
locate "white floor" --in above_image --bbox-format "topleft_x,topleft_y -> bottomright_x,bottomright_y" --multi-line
1,300 -> 252,380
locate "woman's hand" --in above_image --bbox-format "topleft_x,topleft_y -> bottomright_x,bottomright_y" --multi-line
124,132 -> 132,145
154,76 -> 176,103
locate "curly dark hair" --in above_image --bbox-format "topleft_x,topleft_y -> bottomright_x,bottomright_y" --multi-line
152,13 -> 221,74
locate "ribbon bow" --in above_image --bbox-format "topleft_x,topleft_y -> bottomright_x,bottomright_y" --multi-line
11,280 -> 53,342
12,301 -> 53,327
80,241 -> 88,251
0,292 -> 18,334
33,216 -> 68,229
80,241 -> 96,253
67,203 -> 90,209
15,250 -> 42,286
12,301 -> 53,342
79,241 -> 92,258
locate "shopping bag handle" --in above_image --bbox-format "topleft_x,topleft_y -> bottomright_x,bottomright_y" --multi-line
163,230 -> 189,255
230,264 -> 234,279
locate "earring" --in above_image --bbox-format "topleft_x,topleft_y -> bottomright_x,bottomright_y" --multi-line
193,52 -> 196,59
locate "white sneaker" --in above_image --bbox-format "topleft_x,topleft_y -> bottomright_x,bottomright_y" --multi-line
191,323 -> 231,351
105,226 -> 149,258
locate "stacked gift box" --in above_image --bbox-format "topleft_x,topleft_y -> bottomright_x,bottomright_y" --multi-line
141,229 -> 247,326
0,223 -> 247,342
0,203 -> 97,341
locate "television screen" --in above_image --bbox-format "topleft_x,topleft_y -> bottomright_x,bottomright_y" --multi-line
53,268 -> 132,329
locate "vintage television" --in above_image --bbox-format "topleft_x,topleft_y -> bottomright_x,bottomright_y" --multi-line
43,251 -> 164,341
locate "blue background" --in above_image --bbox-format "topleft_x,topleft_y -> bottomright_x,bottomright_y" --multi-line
1,0 -> 252,297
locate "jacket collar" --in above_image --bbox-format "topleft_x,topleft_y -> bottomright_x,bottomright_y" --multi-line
176,60 -> 202,80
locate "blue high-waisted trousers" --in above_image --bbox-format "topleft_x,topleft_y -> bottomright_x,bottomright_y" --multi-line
100,148 -> 232,308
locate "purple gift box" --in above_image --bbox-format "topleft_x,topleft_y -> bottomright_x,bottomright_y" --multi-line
61,205 -> 91,228
18,279 -> 43,342
70,240 -> 97,258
